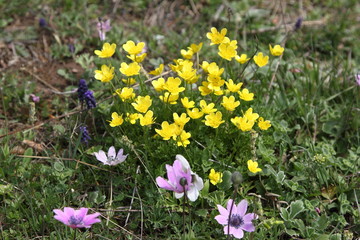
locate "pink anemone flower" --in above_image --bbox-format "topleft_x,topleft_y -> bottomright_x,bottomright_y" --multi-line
53,207 -> 101,228
215,199 -> 258,239
156,155 -> 203,201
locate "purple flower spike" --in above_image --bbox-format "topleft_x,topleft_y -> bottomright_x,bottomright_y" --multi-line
53,207 -> 101,229
93,146 -> 128,166
84,90 -> 96,109
156,155 -> 203,201
97,19 -> 111,41
79,126 -> 91,144
77,79 -> 89,102
215,199 -> 258,239
39,18 -> 47,27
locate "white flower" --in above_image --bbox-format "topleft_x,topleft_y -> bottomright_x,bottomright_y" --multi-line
174,155 -> 204,201
93,146 -> 128,166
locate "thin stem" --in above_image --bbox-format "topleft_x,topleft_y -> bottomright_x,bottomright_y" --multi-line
73,228 -> 77,240
183,185 -> 186,238
227,188 -> 238,239
106,172 -> 113,226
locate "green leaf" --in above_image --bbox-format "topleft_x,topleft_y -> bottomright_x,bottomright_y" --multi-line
53,161 -> 65,172
195,209 -> 208,217
53,124 -> 66,134
280,207 -> 289,221
218,170 -> 232,190
289,200 -> 305,219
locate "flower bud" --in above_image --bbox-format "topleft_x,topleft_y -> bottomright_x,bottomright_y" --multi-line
231,171 -> 243,187
180,177 -> 188,187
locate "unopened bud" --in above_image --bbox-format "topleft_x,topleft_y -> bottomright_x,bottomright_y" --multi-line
231,171 -> 243,187
180,177 -> 188,187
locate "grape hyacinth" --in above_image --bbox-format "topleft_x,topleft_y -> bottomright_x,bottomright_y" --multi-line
77,79 -> 89,102
84,90 -> 96,109
79,126 -> 91,144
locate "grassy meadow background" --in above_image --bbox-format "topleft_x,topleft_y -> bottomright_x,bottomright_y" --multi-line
0,0 -> 359,239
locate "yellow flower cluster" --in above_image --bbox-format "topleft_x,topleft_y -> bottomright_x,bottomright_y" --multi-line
93,27 -> 273,148
206,27 -> 285,68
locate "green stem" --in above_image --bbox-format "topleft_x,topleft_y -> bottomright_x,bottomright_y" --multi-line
227,187 -> 238,239
73,228 -> 77,240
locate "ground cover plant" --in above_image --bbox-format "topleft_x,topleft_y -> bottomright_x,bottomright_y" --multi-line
0,0 -> 359,239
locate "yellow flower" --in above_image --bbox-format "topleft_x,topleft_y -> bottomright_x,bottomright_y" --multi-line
127,53 -> 147,63
152,77 -> 165,92
122,78 -> 136,85
132,95 -> 152,113
239,88 -> 254,101
175,130 -> 191,147
235,54 -> 250,64
269,44 -> 284,56
187,108 -> 204,119
201,61 -> 210,73
139,110 -> 155,126
189,42 -> 203,53
209,169 -> 223,185
206,27 -> 229,45
173,113 -> 190,127
149,64 -> 164,76
177,61 -> 199,84
181,97 -> 195,109
155,121 -> 177,140
247,160 -> 262,173
204,111 -> 225,128
119,62 -> 141,76
221,96 -> 240,111
109,112 -> 123,127
180,48 -> 194,59
207,62 -> 224,77
169,59 -> 185,72
126,113 -> 139,124
253,52 -> 269,67
94,65 -> 114,82
218,40 -> 237,61
225,79 -> 243,92
94,42 -> 116,58
116,87 -> 135,101
122,40 -> 145,55
207,75 -> 225,91
231,116 -> 255,132
159,92 -> 179,105
200,100 -> 217,114
198,81 -> 213,96
163,77 -> 185,94
258,117 -> 271,130
244,108 -> 259,121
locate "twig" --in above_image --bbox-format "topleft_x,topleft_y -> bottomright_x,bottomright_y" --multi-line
15,155 -> 115,173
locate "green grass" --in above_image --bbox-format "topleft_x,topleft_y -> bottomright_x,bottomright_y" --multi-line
0,0 -> 359,239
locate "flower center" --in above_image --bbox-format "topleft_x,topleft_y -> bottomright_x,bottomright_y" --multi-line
107,157 -> 115,162
229,214 -> 244,229
68,216 -> 83,226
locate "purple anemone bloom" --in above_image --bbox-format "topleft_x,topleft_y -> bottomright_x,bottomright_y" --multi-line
97,19 -> 111,41
53,207 -> 101,229
215,199 -> 258,239
93,146 -> 128,166
156,155 -> 203,202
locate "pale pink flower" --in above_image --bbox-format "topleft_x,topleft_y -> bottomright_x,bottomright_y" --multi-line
215,199 -> 258,239
53,207 -> 101,228
97,19 -> 111,41
93,146 -> 128,166
156,155 -> 203,201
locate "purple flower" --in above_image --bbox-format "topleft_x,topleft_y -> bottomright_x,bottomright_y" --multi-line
356,74 -> 360,86
215,199 -> 258,239
93,146 -> 128,166
39,18 -> 47,27
294,17 -> 303,31
53,207 -> 101,228
97,19 -> 111,41
77,79 -> 89,102
79,126 -> 91,144
68,44 -> 75,53
156,155 -> 203,201
84,90 -> 96,109
29,94 -> 40,103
